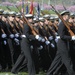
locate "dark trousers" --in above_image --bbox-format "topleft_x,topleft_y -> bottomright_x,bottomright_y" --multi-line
11,38 -> 35,75
47,39 -> 75,75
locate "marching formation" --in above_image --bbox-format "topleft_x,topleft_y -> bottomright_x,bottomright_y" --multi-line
0,7 -> 75,75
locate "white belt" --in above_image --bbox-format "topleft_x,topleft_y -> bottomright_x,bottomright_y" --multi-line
21,35 -> 26,38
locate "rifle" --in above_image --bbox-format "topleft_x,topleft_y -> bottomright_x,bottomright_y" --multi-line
13,18 -> 22,34
38,22 -> 51,41
0,27 -> 5,34
48,21 -> 57,34
15,6 -> 38,36
14,18 -> 19,29
6,5 -> 11,11
6,17 -> 17,33
18,19 -> 24,30
0,20 -> 7,34
22,14 -> 38,35
50,5 -> 75,36
62,2 -> 66,10
53,23 -> 58,31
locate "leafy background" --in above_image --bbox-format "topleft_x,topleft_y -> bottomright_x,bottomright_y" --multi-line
0,0 -> 75,13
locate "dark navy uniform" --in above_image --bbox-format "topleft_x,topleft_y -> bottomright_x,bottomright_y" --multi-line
11,20 -> 36,75
47,11 -> 75,75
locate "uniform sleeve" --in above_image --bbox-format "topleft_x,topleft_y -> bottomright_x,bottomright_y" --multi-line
58,22 -> 71,40
23,24 -> 36,40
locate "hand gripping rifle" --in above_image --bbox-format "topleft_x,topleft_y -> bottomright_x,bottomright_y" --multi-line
50,5 -> 75,36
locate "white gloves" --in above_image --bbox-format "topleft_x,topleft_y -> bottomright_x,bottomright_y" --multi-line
45,40 -> 50,45
56,36 -> 60,39
4,40 -> 7,45
55,38 -> 58,43
55,36 -> 60,43
72,36 -> 75,40
30,45 -> 33,49
41,38 -> 45,42
40,45 -> 43,49
51,43 -> 55,48
35,35 -> 44,42
21,35 -> 26,38
14,38 -> 19,45
35,35 -> 40,40
10,34 -> 14,38
38,37 -> 42,41
49,36 -> 53,40
55,32 -> 58,36
1,34 -> 7,38
38,45 -> 43,50
15,33 -> 19,38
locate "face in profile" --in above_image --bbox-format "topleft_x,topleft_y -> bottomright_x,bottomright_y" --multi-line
28,18 -> 33,23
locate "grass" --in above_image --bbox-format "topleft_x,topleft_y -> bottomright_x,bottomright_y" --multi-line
0,72 -> 28,75
0,72 -> 46,75
0,5 -> 21,12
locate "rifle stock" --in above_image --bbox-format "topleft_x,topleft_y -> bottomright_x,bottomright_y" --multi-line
53,23 -> 58,31
50,5 -> 75,36
13,18 -> 22,34
1,28 -> 5,34
0,25 -> 5,34
18,20 -> 24,29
